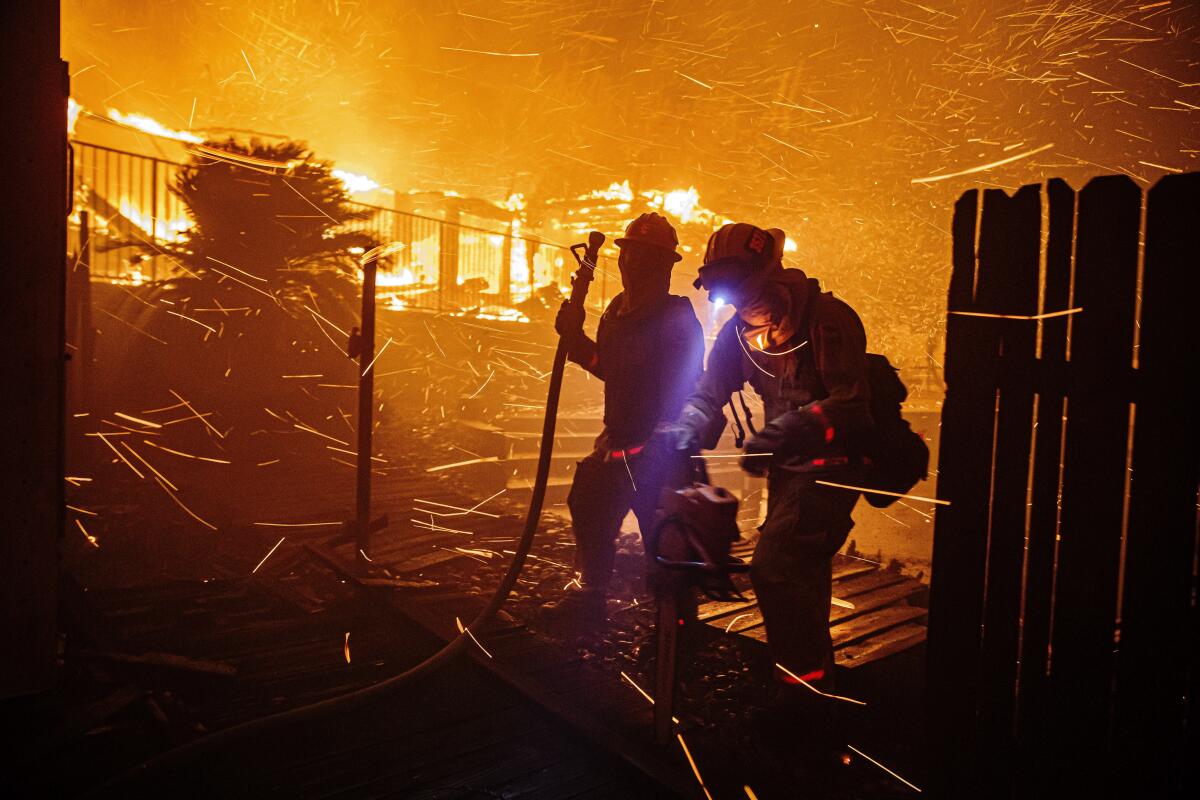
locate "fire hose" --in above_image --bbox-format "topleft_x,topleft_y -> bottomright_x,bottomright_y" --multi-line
93,231 -> 606,794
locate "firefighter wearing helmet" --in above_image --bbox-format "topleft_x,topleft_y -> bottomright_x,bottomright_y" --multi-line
543,212 -> 705,627
663,222 -> 873,723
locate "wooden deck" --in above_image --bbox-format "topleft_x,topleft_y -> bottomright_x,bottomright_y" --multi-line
46,410 -> 930,797
702,540 -> 929,669
28,543 -> 676,798
298,466 -> 929,765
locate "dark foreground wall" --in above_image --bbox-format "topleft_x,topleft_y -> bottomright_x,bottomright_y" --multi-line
0,1 -> 68,697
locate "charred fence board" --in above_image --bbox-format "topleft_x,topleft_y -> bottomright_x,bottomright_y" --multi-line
1116,172 -> 1200,794
1050,175 -> 1140,792
974,184 -> 1041,790
1015,177 -> 1075,783
928,188 -> 994,790
929,173 -> 1198,796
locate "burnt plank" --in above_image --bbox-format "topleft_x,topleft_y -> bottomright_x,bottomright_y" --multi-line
832,568 -> 910,599
1050,174 -> 1141,790
975,183 -> 1042,789
697,565 -> 886,624
697,555 -> 874,623
831,578 -> 924,623
388,546 -> 471,573
830,605 -> 928,649
713,609 -> 765,635
738,579 -> 926,639
1016,179 -> 1075,783
928,188 -> 996,791
1115,172 -> 1200,795
697,598 -> 758,623
830,556 -> 884,581
836,622 -> 927,669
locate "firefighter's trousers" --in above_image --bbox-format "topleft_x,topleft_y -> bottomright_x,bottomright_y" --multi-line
750,469 -> 860,685
567,443 -> 686,593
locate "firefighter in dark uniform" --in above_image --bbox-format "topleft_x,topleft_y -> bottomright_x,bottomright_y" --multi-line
543,212 -> 705,624
665,222 -> 872,699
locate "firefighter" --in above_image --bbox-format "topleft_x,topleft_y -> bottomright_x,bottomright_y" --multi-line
542,212 -> 705,626
663,222 -> 872,703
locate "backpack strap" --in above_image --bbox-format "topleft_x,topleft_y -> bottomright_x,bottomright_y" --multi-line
727,398 -> 746,448
737,390 -> 757,436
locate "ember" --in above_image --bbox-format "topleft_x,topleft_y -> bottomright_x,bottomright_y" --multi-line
5,1 -> 1193,798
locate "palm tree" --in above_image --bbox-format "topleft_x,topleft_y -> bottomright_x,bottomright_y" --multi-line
155,137 -> 378,303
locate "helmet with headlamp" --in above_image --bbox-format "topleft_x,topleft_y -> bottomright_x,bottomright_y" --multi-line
693,223 -> 786,306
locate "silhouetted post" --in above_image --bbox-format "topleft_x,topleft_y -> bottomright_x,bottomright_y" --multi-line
77,213 -> 93,407
438,206 -> 460,310
355,256 -> 378,558
653,590 -> 679,745
526,238 -> 537,298
149,160 -> 159,280
499,220 -> 513,307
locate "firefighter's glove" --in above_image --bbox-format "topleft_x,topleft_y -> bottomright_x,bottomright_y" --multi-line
739,426 -> 775,474
655,404 -> 710,455
654,421 -> 700,456
740,410 -> 823,475
554,301 -> 586,343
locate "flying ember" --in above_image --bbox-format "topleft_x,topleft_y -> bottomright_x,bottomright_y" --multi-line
8,1 -> 1193,797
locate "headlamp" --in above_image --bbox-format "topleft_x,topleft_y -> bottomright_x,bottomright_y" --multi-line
693,255 -> 756,298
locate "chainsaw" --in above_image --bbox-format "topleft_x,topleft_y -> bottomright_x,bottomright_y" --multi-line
651,458 -> 750,601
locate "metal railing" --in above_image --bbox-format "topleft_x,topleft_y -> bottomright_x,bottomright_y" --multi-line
70,141 -> 188,282
68,139 -> 613,313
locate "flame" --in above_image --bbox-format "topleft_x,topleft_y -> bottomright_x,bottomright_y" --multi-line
504,192 -> 526,212
472,308 -> 529,323
118,198 -> 192,242
332,169 -> 380,194
376,268 -> 420,287
561,181 -> 717,227
662,187 -> 700,223
581,180 -> 634,203
68,98 -> 82,135
643,186 -> 709,224
106,108 -> 203,144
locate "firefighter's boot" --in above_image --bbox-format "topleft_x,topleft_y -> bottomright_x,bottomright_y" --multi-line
538,588 -> 607,634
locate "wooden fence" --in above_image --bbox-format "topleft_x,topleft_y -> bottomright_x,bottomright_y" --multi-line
928,173 -> 1198,797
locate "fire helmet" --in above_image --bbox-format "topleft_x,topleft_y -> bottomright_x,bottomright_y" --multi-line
693,223 -> 786,300
614,212 -> 683,262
